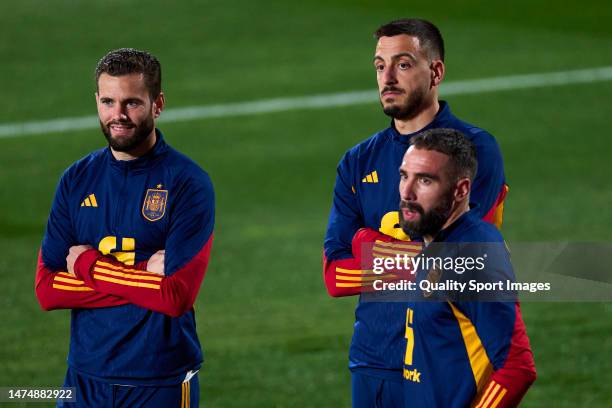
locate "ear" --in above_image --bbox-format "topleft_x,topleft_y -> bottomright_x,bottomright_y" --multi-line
430,60 -> 445,87
152,91 -> 165,118
454,178 -> 471,203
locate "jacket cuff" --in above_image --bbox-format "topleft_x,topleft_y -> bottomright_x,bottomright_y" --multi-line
74,249 -> 102,280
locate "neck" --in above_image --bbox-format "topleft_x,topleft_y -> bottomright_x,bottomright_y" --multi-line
394,98 -> 440,135
111,130 -> 157,161
423,200 -> 469,244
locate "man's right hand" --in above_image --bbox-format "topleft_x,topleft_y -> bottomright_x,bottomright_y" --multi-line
147,250 -> 165,276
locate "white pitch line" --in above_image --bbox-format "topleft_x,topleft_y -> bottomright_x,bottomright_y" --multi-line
1,66 -> 611,139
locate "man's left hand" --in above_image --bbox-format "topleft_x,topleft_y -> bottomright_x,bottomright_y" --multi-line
67,245 -> 94,277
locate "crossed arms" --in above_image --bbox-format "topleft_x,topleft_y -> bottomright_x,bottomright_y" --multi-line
35,166 -> 215,318
35,236 -> 213,317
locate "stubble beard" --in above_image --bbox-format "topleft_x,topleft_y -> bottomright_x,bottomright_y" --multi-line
399,189 -> 454,238
100,115 -> 155,153
382,86 -> 427,121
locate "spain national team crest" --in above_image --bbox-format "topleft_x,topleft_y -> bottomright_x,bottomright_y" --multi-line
423,267 -> 442,298
142,188 -> 168,222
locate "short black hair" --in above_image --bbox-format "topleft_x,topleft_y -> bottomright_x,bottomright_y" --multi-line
374,18 -> 445,62
95,48 -> 161,100
411,128 -> 477,181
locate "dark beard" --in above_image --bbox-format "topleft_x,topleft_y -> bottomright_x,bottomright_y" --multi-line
399,190 -> 453,238
381,86 -> 427,120
100,115 -> 154,152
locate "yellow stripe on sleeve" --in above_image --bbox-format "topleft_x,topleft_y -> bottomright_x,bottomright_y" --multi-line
480,383 -> 501,408
93,267 -> 163,282
336,274 -> 396,282
95,261 -> 161,275
336,282 -> 364,288
475,381 -> 495,408
335,267 -> 374,275
373,241 -> 423,251
53,284 -> 94,292
54,276 -> 87,285
372,250 -> 420,259
93,274 -> 161,289
489,386 -> 507,408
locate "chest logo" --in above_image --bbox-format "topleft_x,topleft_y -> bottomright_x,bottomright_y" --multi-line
80,193 -> 98,207
142,188 -> 168,222
361,170 -> 379,183
423,267 -> 442,298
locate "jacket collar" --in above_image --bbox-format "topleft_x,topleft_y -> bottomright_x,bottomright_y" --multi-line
433,205 -> 480,243
106,128 -> 168,172
390,100 -> 454,145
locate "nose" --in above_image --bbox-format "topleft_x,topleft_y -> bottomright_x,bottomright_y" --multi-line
382,65 -> 397,85
110,104 -> 129,122
399,177 -> 416,202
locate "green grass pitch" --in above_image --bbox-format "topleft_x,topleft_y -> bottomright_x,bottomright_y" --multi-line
0,0 -> 611,406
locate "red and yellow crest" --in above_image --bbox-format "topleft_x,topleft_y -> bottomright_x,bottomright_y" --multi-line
142,188 -> 168,222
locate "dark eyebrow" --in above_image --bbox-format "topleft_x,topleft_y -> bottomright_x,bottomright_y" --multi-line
415,172 -> 439,181
392,52 -> 417,62
374,52 -> 417,64
398,169 -> 440,180
125,97 -> 145,104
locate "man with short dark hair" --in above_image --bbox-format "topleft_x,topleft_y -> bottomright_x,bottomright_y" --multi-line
323,19 -> 508,406
35,48 -> 214,407
398,128 -> 536,407
399,128 -> 478,239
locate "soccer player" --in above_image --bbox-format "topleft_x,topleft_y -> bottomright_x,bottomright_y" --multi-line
323,19 -> 508,406
35,49 -> 214,407
397,128 -> 536,407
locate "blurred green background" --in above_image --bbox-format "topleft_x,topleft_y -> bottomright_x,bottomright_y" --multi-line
1,0 -> 611,406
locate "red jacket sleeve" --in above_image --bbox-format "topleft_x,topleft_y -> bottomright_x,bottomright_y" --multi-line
35,249 -> 129,311
473,303 -> 536,407
73,235 -> 213,317
324,228 -> 421,297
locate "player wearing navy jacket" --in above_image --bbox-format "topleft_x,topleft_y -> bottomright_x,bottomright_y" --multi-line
323,20 -> 507,406
35,49 -> 213,407
396,129 -> 535,407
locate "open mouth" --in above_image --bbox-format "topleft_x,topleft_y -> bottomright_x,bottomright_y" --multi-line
402,208 -> 420,221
